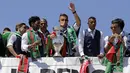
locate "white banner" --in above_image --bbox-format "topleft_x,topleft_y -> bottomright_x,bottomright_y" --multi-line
0,57 -> 129,73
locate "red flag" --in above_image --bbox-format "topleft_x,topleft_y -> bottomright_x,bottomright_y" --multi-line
80,60 -> 91,73
106,46 -> 116,63
17,55 -> 29,73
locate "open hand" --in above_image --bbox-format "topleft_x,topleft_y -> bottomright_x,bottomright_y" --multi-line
69,3 -> 75,12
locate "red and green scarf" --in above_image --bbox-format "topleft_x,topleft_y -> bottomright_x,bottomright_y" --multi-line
16,31 -> 29,73
38,30 -> 54,57
45,35 -> 53,56
17,55 -> 29,73
104,40 -> 123,73
27,28 -> 40,60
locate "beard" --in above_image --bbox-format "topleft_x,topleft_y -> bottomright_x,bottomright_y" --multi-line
33,26 -> 39,31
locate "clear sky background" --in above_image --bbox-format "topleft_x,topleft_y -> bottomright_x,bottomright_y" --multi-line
0,0 -> 130,37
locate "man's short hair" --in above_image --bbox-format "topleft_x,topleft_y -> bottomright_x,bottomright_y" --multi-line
3,27 -> 11,32
59,13 -> 68,20
88,16 -> 96,20
28,16 -> 40,26
41,18 -> 48,27
111,18 -> 125,31
15,23 -> 26,31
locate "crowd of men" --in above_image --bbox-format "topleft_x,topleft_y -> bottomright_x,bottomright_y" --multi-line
0,3 -> 130,58
0,2 -> 130,73
0,3 -> 129,58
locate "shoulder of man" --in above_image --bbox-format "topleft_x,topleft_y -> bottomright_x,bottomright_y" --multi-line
95,29 -> 101,37
104,36 -> 109,41
123,31 -> 130,38
96,29 -> 102,34
83,29 -> 88,36
7,32 -> 16,39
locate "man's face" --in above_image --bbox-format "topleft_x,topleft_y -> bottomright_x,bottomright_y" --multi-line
40,20 -> 47,31
59,16 -> 68,28
110,24 -> 120,34
19,25 -> 26,34
32,20 -> 40,31
88,18 -> 96,30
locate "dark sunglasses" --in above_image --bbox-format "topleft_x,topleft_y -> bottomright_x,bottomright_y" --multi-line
110,26 -> 118,29
61,19 -> 68,21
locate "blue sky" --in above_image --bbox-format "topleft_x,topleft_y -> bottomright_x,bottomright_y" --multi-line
0,0 -> 130,36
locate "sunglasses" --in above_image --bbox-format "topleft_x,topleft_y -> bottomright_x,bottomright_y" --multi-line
110,26 -> 118,29
60,19 -> 68,21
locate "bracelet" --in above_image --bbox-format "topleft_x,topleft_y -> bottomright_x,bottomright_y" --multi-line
73,11 -> 76,14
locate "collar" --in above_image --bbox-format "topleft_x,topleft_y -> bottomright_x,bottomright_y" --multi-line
62,25 -> 70,30
88,28 -> 96,33
15,31 -> 21,37
28,27 -> 38,34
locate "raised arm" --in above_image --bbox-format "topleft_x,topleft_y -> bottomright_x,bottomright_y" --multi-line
69,3 -> 81,27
